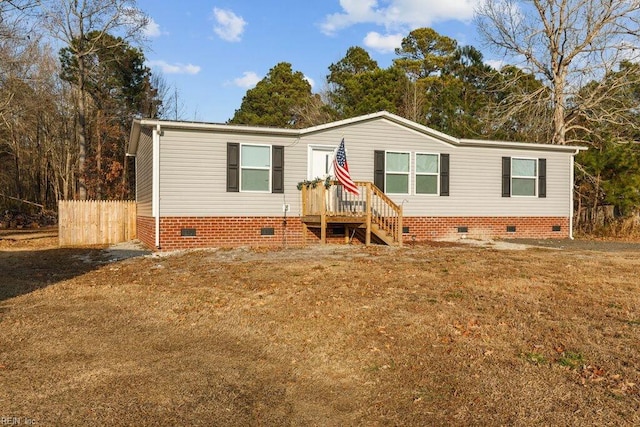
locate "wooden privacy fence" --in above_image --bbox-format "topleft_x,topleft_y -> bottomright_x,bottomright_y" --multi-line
58,200 -> 136,246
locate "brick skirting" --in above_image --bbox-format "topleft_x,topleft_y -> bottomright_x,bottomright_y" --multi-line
136,215 -> 570,250
136,216 -> 156,250
401,216 -> 570,242
137,216 -> 308,251
137,217 -> 569,250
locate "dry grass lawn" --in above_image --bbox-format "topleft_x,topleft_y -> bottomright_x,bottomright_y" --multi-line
1,233 -> 639,426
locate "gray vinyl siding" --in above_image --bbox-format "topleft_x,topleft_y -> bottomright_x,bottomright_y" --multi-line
158,129 -> 301,216
155,118 -> 573,218
135,128 -> 153,216
299,120 -> 571,217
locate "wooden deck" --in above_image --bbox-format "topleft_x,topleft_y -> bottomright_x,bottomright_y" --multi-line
301,215 -> 368,224
300,181 -> 403,246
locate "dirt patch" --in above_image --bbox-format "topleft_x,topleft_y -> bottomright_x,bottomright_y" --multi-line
1,233 -> 639,425
0,226 -> 59,250
507,237 -> 640,252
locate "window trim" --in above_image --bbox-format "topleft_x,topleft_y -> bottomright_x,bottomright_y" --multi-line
385,150 -> 411,195
240,143 -> 272,193
510,157 -> 538,197
415,152 -> 440,196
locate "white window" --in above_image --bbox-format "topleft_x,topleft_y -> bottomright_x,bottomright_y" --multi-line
241,144 -> 271,192
511,158 -> 537,196
385,151 -> 410,194
415,153 -> 439,195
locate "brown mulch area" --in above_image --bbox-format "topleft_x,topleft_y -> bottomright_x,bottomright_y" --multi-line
1,231 -> 639,426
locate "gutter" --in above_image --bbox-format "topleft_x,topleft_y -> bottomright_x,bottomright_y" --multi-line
135,118 -> 299,138
134,115 -> 589,154
153,124 -> 161,249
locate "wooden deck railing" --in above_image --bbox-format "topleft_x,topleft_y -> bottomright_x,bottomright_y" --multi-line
301,181 -> 403,246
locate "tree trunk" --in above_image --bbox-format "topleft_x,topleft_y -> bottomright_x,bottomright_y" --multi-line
11,130 -> 23,200
402,80 -> 422,122
121,151 -> 128,199
552,64 -> 567,145
96,109 -> 102,199
76,55 -> 88,200
576,189 -> 583,229
63,141 -> 71,200
592,173 -> 602,231
51,158 -> 60,205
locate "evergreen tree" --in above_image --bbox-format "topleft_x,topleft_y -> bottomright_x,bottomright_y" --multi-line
394,28 -> 494,137
60,32 -> 160,199
229,62 -> 313,128
394,28 -> 457,80
327,47 -> 407,119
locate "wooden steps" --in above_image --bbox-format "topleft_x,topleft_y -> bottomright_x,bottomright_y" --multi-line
300,181 -> 403,246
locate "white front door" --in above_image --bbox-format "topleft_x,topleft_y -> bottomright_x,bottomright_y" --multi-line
309,147 -> 335,180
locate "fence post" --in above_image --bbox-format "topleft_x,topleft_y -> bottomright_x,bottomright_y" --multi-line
397,205 -> 403,247
301,186 -> 308,246
365,183 -> 372,246
320,185 -> 327,244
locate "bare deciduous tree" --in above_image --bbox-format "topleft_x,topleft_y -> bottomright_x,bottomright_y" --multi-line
476,0 -> 640,145
151,73 -> 186,121
400,78 -> 426,123
0,1 -> 38,122
290,92 -> 333,128
0,34 -> 74,209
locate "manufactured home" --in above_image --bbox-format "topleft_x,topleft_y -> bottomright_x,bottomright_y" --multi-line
127,111 -> 585,250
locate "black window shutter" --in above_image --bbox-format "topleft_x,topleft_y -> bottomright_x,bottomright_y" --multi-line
502,157 -> 511,197
227,143 -> 239,192
440,154 -> 450,196
538,158 -> 546,198
272,145 -> 284,193
374,150 -> 385,191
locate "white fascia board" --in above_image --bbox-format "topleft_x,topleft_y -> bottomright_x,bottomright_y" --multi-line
127,120 -> 142,156
133,112 -> 589,155
135,119 -> 300,137
460,138 -> 589,153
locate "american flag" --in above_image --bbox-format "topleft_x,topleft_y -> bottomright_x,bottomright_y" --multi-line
333,138 -> 359,195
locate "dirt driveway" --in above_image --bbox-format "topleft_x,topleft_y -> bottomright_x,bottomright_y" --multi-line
1,230 -> 639,426
508,237 -> 640,252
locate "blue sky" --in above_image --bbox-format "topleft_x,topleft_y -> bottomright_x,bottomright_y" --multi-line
136,0 -> 491,123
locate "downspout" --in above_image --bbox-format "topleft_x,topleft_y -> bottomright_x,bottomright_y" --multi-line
569,149 -> 579,240
153,124 -> 161,249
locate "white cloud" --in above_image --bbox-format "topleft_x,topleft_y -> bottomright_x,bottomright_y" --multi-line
121,7 -> 163,37
233,71 -> 261,88
147,60 -> 201,75
304,75 -> 315,88
485,59 -> 506,70
212,8 -> 247,42
363,31 -> 403,53
320,0 -> 476,35
143,17 -> 162,37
